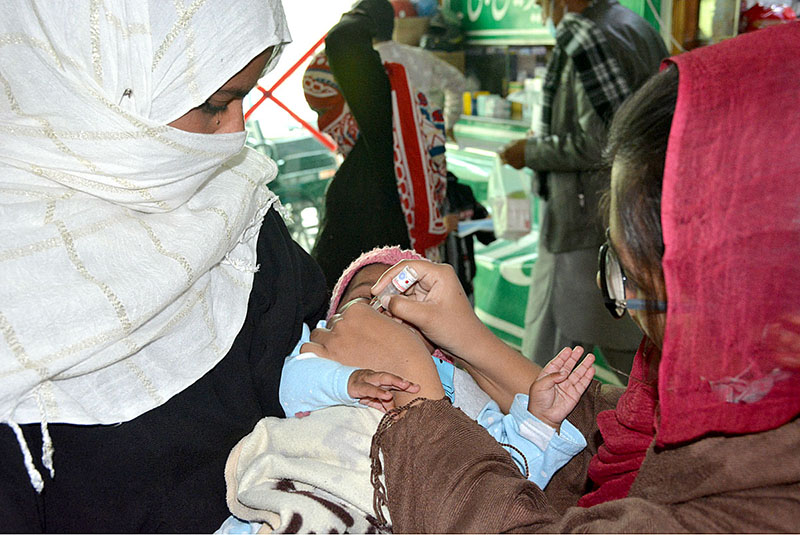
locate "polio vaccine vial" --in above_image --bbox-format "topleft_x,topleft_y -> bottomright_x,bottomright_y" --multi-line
371,265 -> 419,310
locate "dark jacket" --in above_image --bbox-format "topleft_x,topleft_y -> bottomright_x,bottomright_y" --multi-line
311,7 -> 411,290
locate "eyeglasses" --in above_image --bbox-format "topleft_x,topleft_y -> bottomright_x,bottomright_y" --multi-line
598,229 -> 667,319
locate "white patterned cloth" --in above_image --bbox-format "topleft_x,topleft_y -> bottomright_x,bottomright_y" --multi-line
224,406 -> 389,534
0,0 -> 290,436
373,40 -> 466,132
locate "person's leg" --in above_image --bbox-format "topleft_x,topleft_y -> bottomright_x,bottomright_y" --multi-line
522,238 -> 558,367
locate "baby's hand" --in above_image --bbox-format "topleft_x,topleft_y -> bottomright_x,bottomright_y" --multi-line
348,369 -> 421,412
528,346 -> 596,431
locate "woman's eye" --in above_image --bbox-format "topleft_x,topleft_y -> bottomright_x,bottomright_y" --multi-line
199,100 -> 228,115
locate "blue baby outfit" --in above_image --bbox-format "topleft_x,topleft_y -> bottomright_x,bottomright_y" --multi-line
279,322 -> 585,488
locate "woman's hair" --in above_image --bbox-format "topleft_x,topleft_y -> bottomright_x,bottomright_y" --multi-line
604,65 -> 679,299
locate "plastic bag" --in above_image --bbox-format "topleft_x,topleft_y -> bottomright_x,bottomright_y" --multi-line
487,156 -> 532,240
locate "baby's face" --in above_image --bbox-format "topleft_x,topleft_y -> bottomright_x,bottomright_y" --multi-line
338,264 -> 389,309
337,263 -> 435,354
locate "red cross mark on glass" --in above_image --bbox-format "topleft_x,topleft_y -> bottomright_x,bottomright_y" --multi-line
244,34 -> 336,152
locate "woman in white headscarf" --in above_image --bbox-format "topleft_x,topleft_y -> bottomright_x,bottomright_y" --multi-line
0,1 -> 327,531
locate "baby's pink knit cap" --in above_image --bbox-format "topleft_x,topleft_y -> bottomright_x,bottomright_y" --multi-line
327,246 -> 425,320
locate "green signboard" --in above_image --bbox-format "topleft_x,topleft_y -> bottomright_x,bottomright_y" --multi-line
443,0 -> 554,45
618,0 -> 663,32
443,0 -> 662,45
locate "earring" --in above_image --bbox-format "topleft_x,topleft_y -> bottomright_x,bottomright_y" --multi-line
216,118 -> 220,126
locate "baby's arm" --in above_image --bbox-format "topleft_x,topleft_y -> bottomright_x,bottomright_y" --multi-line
528,346 -> 595,431
477,394 -> 586,488
279,335 -> 360,417
280,351 -> 421,416
279,323 -> 422,417
450,342 -> 541,414
469,346 -> 594,487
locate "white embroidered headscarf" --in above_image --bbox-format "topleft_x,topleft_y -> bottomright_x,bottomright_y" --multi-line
0,0 -> 291,436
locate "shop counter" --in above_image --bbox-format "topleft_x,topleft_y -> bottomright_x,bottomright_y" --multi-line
447,115 -> 530,205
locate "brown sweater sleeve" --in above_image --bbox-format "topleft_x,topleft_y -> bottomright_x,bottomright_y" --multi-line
378,399 -> 560,533
380,382 -> 644,533
377,392 -> 800,533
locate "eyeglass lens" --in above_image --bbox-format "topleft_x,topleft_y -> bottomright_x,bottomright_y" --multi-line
604,247 -> 626,302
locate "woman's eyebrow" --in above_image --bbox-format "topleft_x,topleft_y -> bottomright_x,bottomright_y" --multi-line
211,88 -> 252,100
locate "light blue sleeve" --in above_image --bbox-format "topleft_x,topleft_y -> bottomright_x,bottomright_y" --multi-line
215,515 -> 262,534
476,393 -> 586,489
432,355 -> 455,403
278,322 -> 361,417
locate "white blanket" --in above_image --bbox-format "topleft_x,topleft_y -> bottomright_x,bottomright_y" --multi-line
225,406 -> 390,534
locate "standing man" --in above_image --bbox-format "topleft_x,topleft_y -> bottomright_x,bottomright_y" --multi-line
500,0 -> 667,379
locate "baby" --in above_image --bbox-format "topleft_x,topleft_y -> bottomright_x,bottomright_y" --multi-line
279,246 -> 595,487
220,246 -> 595,534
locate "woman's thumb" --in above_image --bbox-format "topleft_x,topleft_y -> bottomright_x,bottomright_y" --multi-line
384,293 -> 427,326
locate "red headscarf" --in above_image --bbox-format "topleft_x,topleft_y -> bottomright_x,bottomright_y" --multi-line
658,22 -> 800,445
580,22 -> 800,506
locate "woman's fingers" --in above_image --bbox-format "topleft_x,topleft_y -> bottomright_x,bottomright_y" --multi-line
371,259 -> 486,358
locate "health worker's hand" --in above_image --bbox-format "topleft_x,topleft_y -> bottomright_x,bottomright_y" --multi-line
371,260 -> 491,361
528,346 -> 596,431
347,369 -> 421,412
302,302 -> 444,406
498,138 -> 527,170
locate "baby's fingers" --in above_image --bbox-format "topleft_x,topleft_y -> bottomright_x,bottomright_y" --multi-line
367,371 -> 421,393
359,398 -> 395,412
577,354 -> 596,388
541,347 -> 571,374
566,353 -> 596,392
542,346 -> 584,375
352,382 -> 395,402
530,369 -> 568,394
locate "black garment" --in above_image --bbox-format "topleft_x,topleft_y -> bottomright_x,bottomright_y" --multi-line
311,7 -> 410,291
442,172 -> 494,298
0,208 -> 328,533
